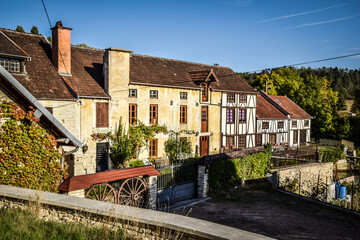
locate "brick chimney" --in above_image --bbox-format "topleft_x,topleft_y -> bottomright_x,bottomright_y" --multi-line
51,21 -> 72,75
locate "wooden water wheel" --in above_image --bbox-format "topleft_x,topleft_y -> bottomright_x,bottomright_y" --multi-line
117,177 -> 147,207
85,183 -> 117,203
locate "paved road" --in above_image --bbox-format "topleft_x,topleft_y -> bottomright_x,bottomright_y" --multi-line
176,183 -> 360,240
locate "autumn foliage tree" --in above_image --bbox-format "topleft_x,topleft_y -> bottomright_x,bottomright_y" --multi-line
0,101 -> 66,192
247,67 -> 349,140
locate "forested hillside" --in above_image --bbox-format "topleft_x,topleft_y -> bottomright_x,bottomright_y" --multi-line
239,67 -> 360,147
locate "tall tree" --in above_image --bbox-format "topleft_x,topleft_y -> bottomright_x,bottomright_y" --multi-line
15,25 -> 24,32
30,26 -> 39,34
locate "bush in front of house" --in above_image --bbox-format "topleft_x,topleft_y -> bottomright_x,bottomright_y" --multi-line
208,151 -> 271,192
320,145 -> 345,163
0,101 -> 66,192
128,159 -> 145,168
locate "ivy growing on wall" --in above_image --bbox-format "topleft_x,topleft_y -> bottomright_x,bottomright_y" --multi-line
109,118 -> 167,168
0,101 -> 66,192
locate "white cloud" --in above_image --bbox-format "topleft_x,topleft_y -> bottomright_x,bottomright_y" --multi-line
293,14 -> 360,28
258,3 -> 347,23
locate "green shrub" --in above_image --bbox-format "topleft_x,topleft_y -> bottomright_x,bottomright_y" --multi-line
320,146 -> 345,163
128,159 -> 145,168
0,102 -> 65,192
209,151 -> 271,192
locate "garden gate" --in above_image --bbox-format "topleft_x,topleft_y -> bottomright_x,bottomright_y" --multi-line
156,161 -> 198,206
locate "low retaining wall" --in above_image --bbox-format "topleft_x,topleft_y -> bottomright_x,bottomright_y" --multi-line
0,185 -> 270,240
272,162 -> 334,196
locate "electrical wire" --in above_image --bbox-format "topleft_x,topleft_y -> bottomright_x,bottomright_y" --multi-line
248,52 -> 360,73
42,0 -> 52,28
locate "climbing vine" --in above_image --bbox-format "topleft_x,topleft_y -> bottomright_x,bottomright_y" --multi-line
109,118 -> 167,168
0,101 -> 66,192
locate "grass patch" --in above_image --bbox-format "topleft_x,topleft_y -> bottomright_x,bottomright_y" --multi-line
0,208 -> 126,240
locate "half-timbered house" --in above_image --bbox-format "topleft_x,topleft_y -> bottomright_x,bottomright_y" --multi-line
259,91 -> 312,147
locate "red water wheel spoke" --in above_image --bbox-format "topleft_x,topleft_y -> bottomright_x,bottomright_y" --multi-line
118,177 -> 146,207
85,183 -> 117,203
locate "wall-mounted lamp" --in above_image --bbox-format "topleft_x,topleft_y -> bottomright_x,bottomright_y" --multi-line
82,145 -> 88,153
170,100 -> 173,105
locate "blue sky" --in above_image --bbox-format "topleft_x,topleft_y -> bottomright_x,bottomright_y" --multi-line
1,0 -> 359,72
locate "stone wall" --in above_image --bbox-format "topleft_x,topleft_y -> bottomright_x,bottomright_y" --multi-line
197,165 -> 208,198
272,162 -> 334,196
0,185 -> 269,240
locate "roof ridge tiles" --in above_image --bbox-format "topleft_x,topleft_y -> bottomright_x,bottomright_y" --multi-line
0,28 -> 46,37
131,53 -> 230,69
71,45 -> 105,52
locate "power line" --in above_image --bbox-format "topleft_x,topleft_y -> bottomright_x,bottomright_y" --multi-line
42,0 -> 52,28
248,52 -> 360,73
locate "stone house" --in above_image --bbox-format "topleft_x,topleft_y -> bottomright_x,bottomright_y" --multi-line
0,21 -> 258,177
0,64 -> 81,159
0,21 -> 312,178
258,91 -> 312,147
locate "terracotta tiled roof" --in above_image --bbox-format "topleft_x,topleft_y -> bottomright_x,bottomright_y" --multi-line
58,166 -> 160,192
0,29 -> 75,99
0,30 -> 29,58
256,95 -> 288,119
0,29 -> 108,99
130,54 -> 256,93
269,95 -> 312,119
64,46 -> 108,98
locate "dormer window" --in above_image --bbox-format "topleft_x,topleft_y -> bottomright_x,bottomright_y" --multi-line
227,94 -> 235,103
0,58 -> 20,73
201,82 -> 208,102
239,95 -> 246,103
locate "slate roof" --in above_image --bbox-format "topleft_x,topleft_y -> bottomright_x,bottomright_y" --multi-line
269,95 -> 312,119
0,28 -> 108,99
0,31 -> 29,58
256,95 -> 288,119
130,54 -> 256,93
64,46 -> 107,98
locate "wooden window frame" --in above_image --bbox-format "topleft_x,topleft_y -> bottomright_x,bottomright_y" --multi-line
278,121 -> 284,129
294,130 -> 298,144
129,104 -> 137,125
292,120 -> 297,128
150,90 -> 158,99
226,108 -> 235,123
201,82 -> 208,102
226,136 -> 234,148
227,94 -> 235,103
239,95 -> 247,103
96,102 -> 109,128
180,92 -> 187,100
149,104 -> 158,125
0,58 -> 21,73
180,105 -> 187,124
262,122 -> 269,129
129,89 -> 137,98
238,135 -> 246,148
269,134 -> 276,145
201,106 -> 208,132
304,120 -> 309,127
149,139 -> 158,157
239,108 -> 246,123
256,134 -> 262,147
